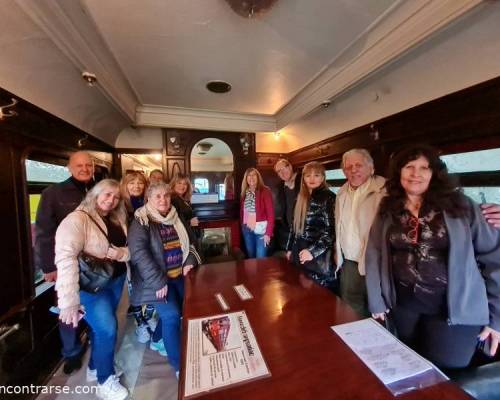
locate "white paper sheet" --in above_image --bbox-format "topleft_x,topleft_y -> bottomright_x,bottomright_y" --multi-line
332,318 -> 433,385
184,311 -> 270,397
233,284 -> 253,300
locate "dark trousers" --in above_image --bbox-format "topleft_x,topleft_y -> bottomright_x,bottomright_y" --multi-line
392,305 -> 481,369
340,259 -> 369,317
58,321 -> 83,359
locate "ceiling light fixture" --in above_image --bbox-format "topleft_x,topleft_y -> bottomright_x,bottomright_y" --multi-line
206,80 -> 232,93
225,0 -> 279,18
82,71 -> 97,87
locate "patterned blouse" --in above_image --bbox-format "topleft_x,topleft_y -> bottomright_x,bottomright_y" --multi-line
389,207 -> 449,315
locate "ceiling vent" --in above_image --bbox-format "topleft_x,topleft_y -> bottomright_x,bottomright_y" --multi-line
206,80 -> 232,93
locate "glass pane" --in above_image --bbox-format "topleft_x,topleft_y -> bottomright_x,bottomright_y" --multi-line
29,194 -> 44,284
329,187 -> 340,194
25,160 -> 70,183
462,187 -> 500,204
326,169 -> 346,179
194,178 -> 209,194
441,149 -> 500,173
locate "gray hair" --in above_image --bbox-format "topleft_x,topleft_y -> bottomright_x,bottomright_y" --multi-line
145,181 -> 171,200
341,148 -> 374,169
80,179 -> 127,226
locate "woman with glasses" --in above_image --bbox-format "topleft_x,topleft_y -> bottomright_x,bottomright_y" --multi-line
365,145 -> 500,369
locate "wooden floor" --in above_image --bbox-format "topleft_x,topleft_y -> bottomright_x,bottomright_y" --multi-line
37,289 -> 178,400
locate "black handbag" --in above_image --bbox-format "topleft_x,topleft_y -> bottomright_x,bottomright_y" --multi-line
77,211 -> 114,293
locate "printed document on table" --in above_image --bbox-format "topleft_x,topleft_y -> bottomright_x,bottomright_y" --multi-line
184,310 -> 270,397
332,318 -> 432,385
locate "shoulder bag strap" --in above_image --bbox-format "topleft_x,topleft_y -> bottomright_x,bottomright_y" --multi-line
77,210 -> 110,242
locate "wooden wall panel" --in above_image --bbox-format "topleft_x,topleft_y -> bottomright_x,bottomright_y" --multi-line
287,76 -> 500,175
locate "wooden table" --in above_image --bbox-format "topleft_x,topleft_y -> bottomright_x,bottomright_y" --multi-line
179,258 -> 471,399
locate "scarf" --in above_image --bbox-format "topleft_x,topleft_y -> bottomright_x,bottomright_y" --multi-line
134,203 -> 190,263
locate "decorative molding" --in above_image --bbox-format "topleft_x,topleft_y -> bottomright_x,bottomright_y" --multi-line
136,105 -> 276,133
15,0 -> 138,121
275,0 -> 484,130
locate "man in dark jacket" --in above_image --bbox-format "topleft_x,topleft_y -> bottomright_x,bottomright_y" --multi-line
274,159 -> 301,251
34,151 -> 94,374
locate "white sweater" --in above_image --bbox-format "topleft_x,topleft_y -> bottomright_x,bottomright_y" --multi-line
55,208 -> 129,310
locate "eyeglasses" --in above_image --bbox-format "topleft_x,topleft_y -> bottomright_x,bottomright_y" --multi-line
407,215 -> 419,244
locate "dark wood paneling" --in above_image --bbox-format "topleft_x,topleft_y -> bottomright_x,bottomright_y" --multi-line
0,86 -> 115,394
287,76 -> 500,175
256,152 -> 284,169
163,128 -> 256,201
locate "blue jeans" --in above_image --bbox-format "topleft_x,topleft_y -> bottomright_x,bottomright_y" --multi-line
59,321 -> 82,359
242,226 -> 267,259
80,274 -> 125,384
153,277 -> 184,372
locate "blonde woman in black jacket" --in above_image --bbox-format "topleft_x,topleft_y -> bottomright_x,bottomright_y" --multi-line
286,162 -> 336,291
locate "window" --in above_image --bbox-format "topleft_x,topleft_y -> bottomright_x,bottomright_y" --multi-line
440,148 -> 500,204
326,168 -> 346,194
26,159 -> 70,285
194,178 -> 210,194
217,183 -> 226,201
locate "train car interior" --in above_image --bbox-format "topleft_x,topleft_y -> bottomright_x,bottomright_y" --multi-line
1,0 -> 500,399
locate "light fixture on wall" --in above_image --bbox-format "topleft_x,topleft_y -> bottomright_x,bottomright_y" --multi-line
0,98 -> 18,120
197,142 -> 213,155
369,124 -> 380,141
240,133 -> 251,155
77,134 -> 89,148
274,131 -> 281,140
169,134 -> 181,151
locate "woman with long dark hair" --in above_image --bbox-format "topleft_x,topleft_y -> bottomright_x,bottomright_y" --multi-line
366,145 -> 500,368
286,161 -> 336,291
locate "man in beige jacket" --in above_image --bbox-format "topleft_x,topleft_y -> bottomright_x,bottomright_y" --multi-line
335,149 -> 385,316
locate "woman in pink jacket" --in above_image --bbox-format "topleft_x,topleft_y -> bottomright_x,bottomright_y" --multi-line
240,168 -> 275,258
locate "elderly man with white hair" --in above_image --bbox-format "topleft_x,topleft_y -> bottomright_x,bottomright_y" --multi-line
335,149 -> 386,316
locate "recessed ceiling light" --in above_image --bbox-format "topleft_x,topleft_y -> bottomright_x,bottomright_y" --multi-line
206,80 -> 232,93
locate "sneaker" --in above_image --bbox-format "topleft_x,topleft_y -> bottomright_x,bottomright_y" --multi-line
147,317 -> 158,333
135,323 -> 151,343
63,356 -> 82,375
96,375 -> 128,400
87,365 -> 124,383
150,339 -> 167,357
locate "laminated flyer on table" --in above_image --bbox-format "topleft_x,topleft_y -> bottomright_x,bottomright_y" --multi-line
184,310 -> 271,398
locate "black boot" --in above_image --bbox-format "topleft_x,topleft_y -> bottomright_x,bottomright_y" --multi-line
63,355 -> 82,375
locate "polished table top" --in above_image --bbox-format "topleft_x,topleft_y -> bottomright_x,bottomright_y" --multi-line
179,257 -> 471,400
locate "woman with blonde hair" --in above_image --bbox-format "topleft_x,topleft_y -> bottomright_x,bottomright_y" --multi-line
240,168 -> 274,258
120,171 -> 158,344
120,171 -> 148,219
55,179 -> 129,399
286,162 -> 336,290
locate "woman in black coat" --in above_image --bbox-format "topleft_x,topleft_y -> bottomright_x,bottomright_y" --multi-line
128,182 -> 201,377
286,161 -> 336,291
